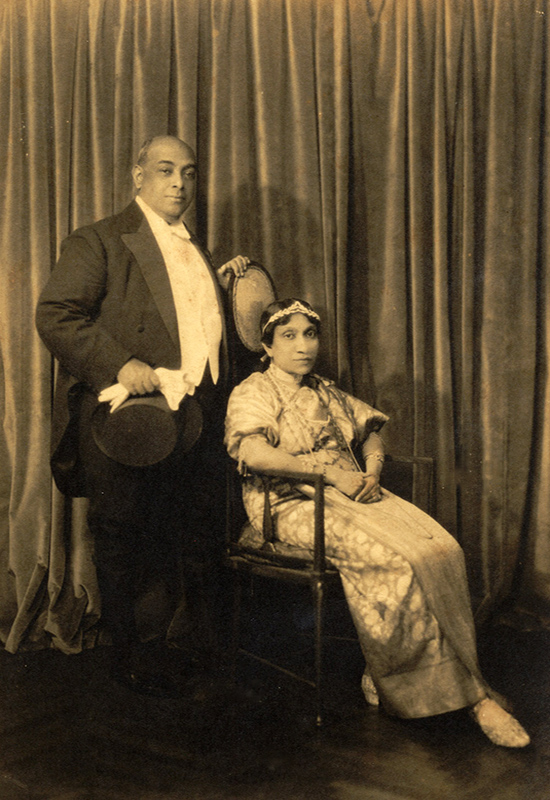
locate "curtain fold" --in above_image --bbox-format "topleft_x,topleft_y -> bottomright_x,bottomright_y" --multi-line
476,0 -> 544,613
1,0 -> 60,651
513,2 -> 550,625
1,0 -> 549,652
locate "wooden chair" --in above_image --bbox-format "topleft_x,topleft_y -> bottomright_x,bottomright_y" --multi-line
224,266 -> 434,726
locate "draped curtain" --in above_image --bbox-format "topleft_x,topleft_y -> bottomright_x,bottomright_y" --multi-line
0,0 -> 548,653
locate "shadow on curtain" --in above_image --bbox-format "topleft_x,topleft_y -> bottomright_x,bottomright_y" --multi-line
0,0 -> 548,653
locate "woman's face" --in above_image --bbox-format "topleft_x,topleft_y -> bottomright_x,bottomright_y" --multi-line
263,313 -> 319,376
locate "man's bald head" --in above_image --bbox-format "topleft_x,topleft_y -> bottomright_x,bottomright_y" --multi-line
136,135 -> 195,168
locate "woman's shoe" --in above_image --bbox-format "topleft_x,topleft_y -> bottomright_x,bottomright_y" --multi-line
470,697 -> 530,748
361,671 -> 380,707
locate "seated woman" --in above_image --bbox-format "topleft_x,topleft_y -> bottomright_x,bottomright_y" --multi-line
225,298 -> 530,748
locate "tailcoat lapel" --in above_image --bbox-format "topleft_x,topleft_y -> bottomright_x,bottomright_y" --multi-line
122,219 -> 180,350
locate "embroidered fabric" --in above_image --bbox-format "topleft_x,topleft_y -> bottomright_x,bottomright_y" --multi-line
264,366 -> 362,471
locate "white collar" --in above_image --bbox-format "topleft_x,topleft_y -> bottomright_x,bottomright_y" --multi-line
135,195 -> 191,240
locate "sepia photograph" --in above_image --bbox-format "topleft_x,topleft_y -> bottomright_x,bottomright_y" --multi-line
0,0 -> 548,798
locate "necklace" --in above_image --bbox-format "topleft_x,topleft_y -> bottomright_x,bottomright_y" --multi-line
265,368 -> 361,470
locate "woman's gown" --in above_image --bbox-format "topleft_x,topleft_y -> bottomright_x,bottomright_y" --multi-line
225,363 -> 486,718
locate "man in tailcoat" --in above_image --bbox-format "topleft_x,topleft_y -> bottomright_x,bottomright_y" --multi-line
36,135 -> 249,694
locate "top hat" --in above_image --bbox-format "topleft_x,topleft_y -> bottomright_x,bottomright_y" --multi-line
91,392 -> 203,467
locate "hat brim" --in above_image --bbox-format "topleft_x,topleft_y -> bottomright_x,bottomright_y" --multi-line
91,393 -> 203,467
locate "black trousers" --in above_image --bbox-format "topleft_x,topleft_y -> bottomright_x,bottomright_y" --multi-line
78,376 -> 226,659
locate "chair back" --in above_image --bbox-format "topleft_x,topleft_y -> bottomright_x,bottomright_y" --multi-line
229,263 -> 277,353
226,263 -> 277,387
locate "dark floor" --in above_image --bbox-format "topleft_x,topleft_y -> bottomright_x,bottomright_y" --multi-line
0,611 -> 549,800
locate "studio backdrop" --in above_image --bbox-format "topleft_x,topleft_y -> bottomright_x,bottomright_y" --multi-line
0,0 -> 548,652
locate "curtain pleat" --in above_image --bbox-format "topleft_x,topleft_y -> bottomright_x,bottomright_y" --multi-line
1,0 -> 56,650
1,0 -> 549,652
348,0 -> 412,450
512,4 -> 550,625
476,1 -> 543,614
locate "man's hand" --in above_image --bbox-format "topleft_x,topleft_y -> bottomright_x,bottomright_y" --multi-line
218,255 -> 251,278
117,358 -> 160,395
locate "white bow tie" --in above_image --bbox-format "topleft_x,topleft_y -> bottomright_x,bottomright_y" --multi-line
169,224 -> 191,242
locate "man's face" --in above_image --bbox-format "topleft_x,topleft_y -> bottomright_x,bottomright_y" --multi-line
132,137 -> 197,223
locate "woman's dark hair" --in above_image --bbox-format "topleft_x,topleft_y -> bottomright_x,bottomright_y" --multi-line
260,298 -> 321,346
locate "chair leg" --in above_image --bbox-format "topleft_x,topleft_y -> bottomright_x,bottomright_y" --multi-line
229,571 -> 242,682
312,577 -> 325,727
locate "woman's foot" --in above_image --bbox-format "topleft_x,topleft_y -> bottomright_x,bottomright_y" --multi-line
470,697 -> 530,748
361,672 -> 380,707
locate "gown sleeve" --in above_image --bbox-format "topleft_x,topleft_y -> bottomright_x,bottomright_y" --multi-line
322,380 -> 389,445
348,395 -> 389,442
224,373 -> 281,462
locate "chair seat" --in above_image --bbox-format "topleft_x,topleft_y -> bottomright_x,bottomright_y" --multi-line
240,521 -> 313,558
228,523 -> 340,575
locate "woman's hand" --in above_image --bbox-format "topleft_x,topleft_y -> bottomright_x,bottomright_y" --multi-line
355,474 -> 382,504
325,467 -> 366,500
325,467 -> 382,503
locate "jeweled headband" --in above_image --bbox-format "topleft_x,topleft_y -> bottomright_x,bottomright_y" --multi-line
261,301 -> 321,334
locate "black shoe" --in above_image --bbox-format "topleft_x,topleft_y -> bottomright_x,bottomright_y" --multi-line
112,667 -> 179,699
